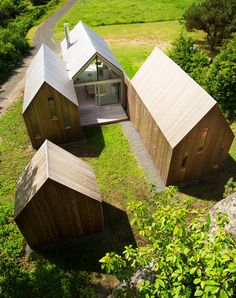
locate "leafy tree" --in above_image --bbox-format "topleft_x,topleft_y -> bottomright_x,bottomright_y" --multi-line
29,0 -> 51,6
0,0 -> 28,26
205,36 -> 236,120
168,34 -> 209,86
100,188 -> 236,297
183,0 -> 236,58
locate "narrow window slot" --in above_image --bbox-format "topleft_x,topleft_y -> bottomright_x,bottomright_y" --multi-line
181,153 -> 188,170
48,97 -> 58,120
198,128 -> 208,153
213,146 -> 224,168
62,102 -> 71,129
31,116 -> 41,139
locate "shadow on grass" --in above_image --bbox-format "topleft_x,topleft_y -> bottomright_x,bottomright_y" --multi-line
179,155 -> 236,202
1,203 -> 135,297
63,126 -> 105,158
34,202 -> 136,272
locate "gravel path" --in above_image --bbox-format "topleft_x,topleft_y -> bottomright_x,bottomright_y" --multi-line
121,121 -> 165,192
0,0 -> 77,116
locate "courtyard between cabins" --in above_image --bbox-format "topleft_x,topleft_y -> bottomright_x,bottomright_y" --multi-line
0,0 -> 236,297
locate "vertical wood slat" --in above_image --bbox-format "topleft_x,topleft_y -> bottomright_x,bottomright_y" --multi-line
126,79 -> 234,186
127,81 -> 172,184
15,180 -> 104,249
167,105 -> 234,185
23,82 -> 81,149
15,141 -> 104,249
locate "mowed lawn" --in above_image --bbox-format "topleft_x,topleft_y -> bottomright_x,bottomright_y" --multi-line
54,0 -> 204,78
1,0 -> 235,296
55,0 -> 202,28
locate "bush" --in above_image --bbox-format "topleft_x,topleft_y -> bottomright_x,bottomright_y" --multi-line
168,34 -> 209,86
0,0 -> 28,27
205,36 -> 236,120
223,178 -> 236,198
30,0 -> 51,5
0,27 -> 29,82
100,188 -> 236,297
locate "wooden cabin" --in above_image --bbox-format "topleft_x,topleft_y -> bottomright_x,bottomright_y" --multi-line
14,140 -> 104,249
23,44 -> 81,149
127,47 -> 234,185
61,22 -> 127,114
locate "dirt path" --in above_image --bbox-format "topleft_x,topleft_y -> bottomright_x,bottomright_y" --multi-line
0,0 -> 77,116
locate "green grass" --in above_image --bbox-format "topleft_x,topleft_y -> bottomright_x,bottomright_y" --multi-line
0,99 -> 149,297
55,20 -> 204,78
55,0 -> 202,29
0,97 -> 236,296
26,0 -> 66,44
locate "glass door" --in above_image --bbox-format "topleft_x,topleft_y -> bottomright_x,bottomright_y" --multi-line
97,82 -> 121,106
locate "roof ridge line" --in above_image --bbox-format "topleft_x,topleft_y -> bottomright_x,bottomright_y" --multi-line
80,22 -> 97,53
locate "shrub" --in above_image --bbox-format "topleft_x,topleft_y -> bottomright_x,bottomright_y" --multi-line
168,34 -> 209,86
205,36 -> 236,120
29,0 -> 52,5
223,178 -> 236,198
100,188 -> 236,297
0,27 -> 29,82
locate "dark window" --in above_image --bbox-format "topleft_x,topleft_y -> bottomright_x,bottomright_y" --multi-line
48,97 -> 58,120
31,116 -> 41,139
181,153 -> 188,170
213,146 -> 225,168
62,102 -> 71,129
198,128 -> 208,153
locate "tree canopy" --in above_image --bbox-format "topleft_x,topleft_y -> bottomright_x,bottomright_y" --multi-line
205,36 -> 236,120
168,34 -> 209,86
183,0 -> 236,57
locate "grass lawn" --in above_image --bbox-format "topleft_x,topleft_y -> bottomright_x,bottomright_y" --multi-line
0,0 -> 235,296
55,20 -> 204,78
0,97 -> 235,296
0,99 -> 149,297
26,0 -> 66,44
55,0 -> 202,28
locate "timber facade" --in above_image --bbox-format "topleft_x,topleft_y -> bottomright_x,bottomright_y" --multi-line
127,48 -> 234,185
14,140 -> 104,249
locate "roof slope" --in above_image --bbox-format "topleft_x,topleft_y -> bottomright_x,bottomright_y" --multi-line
15,140 -> 101,218
23,44 -> 78,113
131,47 -> 216,148
61,21 -> 124,79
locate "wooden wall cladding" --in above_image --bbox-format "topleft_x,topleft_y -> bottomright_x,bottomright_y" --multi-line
15,179 -> 104,249
23,82 -> 81,148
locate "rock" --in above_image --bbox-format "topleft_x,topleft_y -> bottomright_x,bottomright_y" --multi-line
209,192 -> 236,241
107,260 -> 156,297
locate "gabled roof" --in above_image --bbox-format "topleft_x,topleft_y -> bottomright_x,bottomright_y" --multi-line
61,21 -> 124,79
23,44 -> 78,113
131,47 -> 217,148
14,140 -> 101,218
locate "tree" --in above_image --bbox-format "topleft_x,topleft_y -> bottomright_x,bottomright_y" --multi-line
168,34 -> 209,86
183,0 -> 236,58
100,188 -> 236,297
29,0 -> 51,5
205,36 -> 236,120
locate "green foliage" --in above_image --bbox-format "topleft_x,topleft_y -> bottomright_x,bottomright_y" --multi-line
223,178 -> 236,198
205,37 -> 236,120
100,188 -> 236,297
183,0 -> 236,57
0,100 -> 149,297
30,0 -> 51,6
168,34 -> 209,85
0,0 -> 28,27
0,0 -> 61,83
